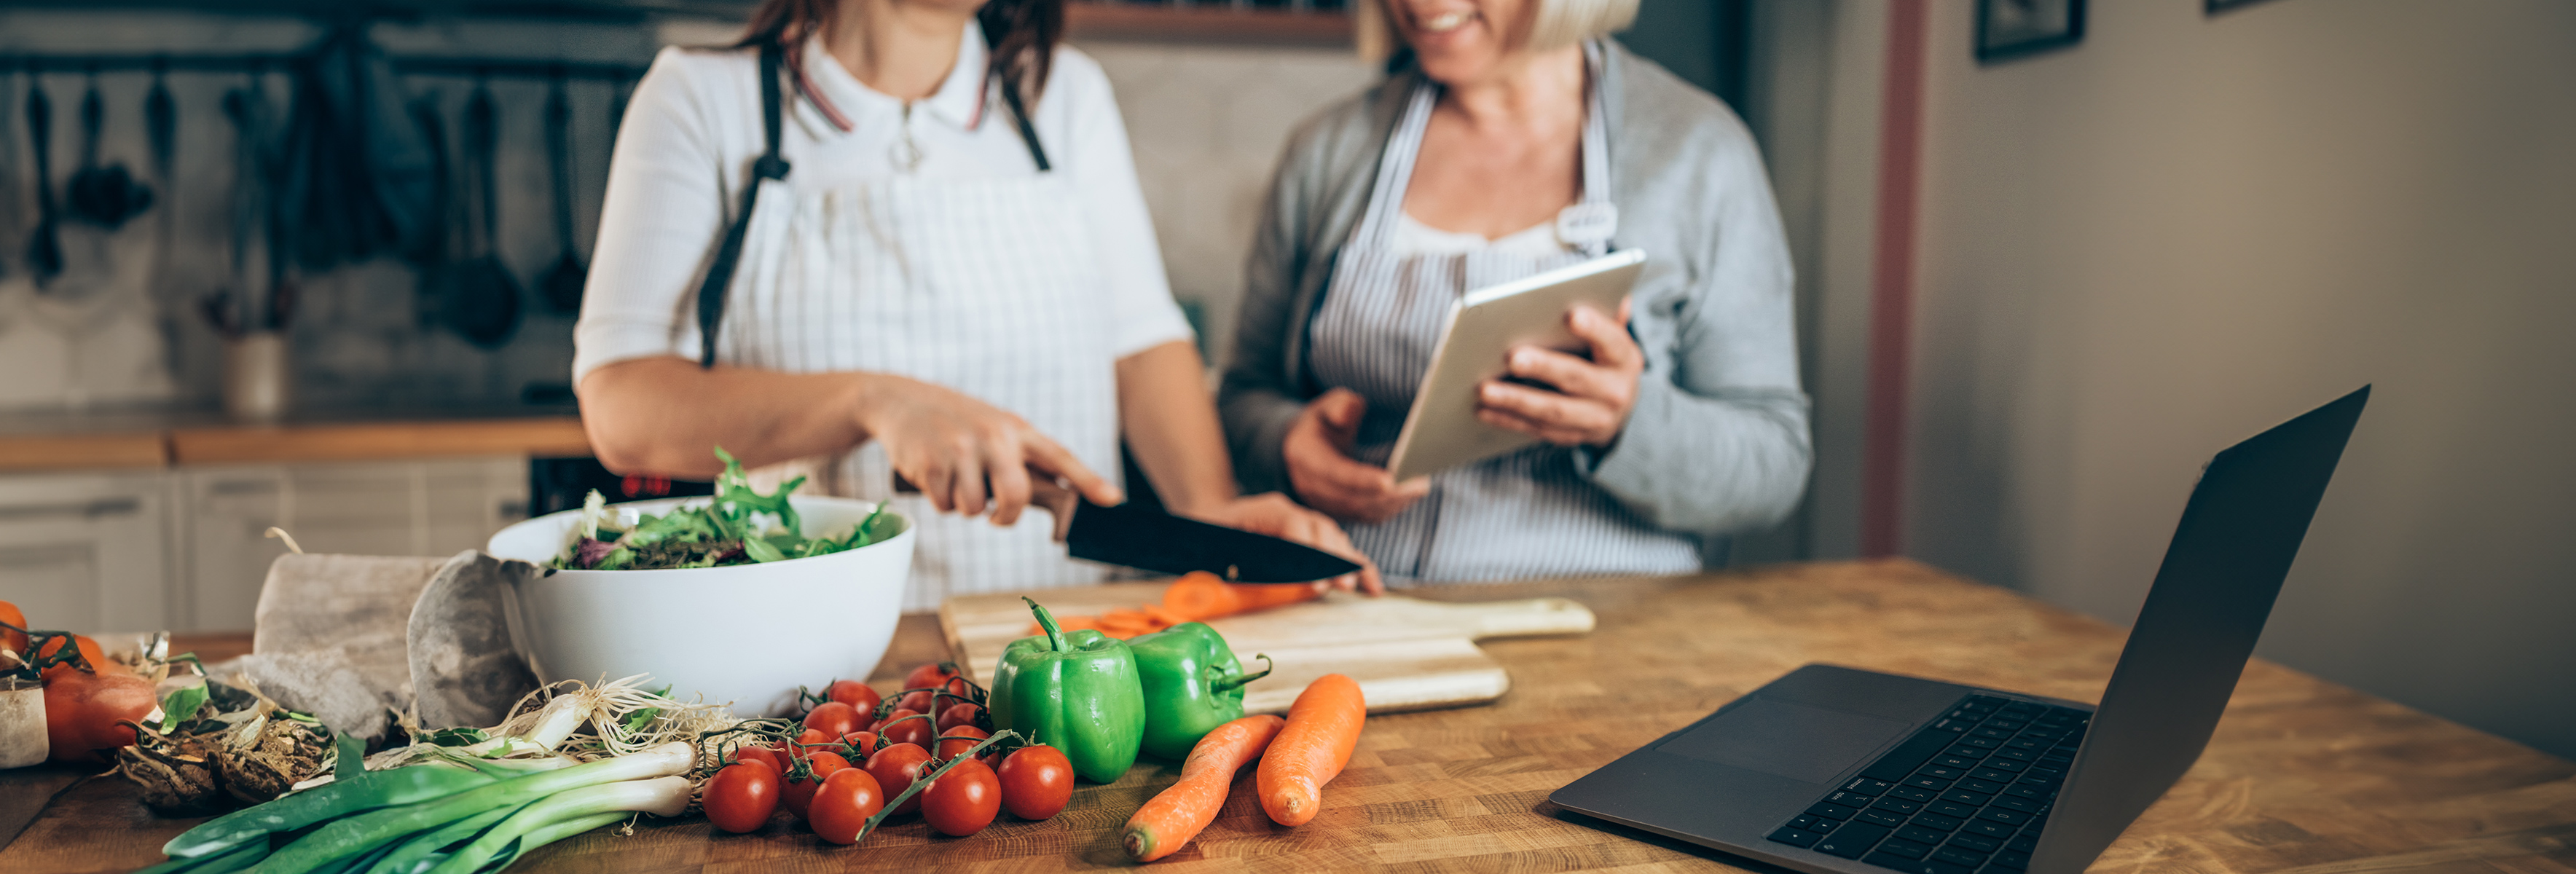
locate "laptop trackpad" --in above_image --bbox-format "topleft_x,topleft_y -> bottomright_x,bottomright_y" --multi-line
1657,698 -> 1912,784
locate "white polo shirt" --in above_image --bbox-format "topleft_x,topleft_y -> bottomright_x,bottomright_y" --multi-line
574,23 -> 1192,384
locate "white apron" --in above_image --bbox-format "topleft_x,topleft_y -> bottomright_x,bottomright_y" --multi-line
707,69 -> 1119,612
1307,42 -> 1703,582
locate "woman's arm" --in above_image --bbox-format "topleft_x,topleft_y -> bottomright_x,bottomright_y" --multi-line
577,358 -> 865,479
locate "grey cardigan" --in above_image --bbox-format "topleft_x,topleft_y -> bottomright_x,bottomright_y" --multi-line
1219,44 -> 1813,540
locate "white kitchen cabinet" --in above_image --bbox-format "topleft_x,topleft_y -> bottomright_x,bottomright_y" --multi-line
0,472 -> 176,634
176,457 -> 527,632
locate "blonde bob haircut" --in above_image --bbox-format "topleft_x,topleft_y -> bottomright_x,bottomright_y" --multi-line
1355,0 -> 1641,64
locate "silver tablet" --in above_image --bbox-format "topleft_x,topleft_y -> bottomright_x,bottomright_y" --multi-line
1384,249 -> 1647,483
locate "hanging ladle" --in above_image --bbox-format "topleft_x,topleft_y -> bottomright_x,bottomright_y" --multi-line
537,67 -> 586,315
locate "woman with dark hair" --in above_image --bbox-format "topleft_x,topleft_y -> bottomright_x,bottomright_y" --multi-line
577,0 -> 1373,608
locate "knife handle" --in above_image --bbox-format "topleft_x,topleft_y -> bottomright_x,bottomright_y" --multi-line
890,470 -> 1081,542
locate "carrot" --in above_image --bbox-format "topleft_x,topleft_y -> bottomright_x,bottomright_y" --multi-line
1162,571 -> 1320,621
1254,674 -> 1364,827
1121,714 -> 1285,862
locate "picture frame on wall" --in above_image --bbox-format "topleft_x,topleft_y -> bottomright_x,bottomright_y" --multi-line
1976,0 -> 2086,63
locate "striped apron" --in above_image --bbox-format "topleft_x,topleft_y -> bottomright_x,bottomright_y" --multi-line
1306,42 -> 1703,583
714,127 -> 1120,613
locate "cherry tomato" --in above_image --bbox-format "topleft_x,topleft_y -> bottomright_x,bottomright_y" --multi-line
880,709 -> 932,749
791,728 -> 830,759
804,701 -> 863,738
904,661 -> 959,693
933,725 -> 989,763
921,756 -> 1002,837
780,751 -> 852,822
996,744 -> 1075,822
704,762 -> 780,833
863,742 -> 933,816
732,744 -> 787,774
935,702 -> 983,733
826,680 -> 882,724
841,731 -> 881,760
806,767 -> 885,845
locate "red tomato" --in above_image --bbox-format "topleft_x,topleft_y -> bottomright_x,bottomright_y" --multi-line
780,751 -> 852,822
880,709 -> 932,749
996,744 -> 1075,822
0,600 -> 27,667
841,731 -> 881,760
933,725 -> 989,763
732,744 -> 787,774
826,680 -> 882,723
807,767 -> 885,846
704,762 -> 780,833
935,702 -> 983,733
790,728 -> 830,759
863,742 -> 933,816
904,661 -> 959,693
921,757 -> 1002,837
803,701 -> 862,738
43,668 -> 154,763
36,634 -> 125,680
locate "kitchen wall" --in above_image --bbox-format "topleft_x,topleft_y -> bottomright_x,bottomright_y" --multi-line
1864,0 -> 2576,759
0,9 -> 658,412
1077,40 -> 1378,369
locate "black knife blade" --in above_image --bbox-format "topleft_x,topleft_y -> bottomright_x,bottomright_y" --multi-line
1064,500 -> 1359,583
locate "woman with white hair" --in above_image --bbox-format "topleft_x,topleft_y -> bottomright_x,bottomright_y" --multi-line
1220,0 -> 1813,591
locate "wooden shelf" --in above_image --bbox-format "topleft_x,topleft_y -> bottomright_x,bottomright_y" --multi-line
1067,4 -> 1353,47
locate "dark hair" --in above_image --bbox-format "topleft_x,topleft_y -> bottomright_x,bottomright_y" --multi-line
736,0 -> 1064,100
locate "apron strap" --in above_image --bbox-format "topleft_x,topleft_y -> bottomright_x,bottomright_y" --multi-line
996,76 -> 1053,172
1559,39 -> 1619,257
696,42 -> 796,368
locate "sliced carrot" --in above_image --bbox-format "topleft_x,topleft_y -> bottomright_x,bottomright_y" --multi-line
1121,714 -> 1285,862
1254,674 -> 1364,827
1159,571 -> 1236,621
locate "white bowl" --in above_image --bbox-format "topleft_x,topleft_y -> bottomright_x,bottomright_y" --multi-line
484,496 -> 914,716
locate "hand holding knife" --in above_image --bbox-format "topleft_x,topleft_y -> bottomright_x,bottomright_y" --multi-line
895,468 -> 1376,591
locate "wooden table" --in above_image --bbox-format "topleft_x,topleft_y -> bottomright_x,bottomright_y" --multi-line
6,560 -> 2572,872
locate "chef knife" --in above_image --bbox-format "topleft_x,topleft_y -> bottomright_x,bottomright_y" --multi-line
892,471 -> 1360,583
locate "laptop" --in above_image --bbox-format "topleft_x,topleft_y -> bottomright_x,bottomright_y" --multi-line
1551,386 -> 2370,874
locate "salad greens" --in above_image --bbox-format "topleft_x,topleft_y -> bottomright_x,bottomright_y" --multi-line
553,447 -> 896,570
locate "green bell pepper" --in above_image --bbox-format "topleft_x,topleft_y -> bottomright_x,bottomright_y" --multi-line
1128,622 -> 1273,761
989,597 -> 1145,784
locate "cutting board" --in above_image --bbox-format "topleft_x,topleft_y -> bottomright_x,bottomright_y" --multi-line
938,583 -> 1595,714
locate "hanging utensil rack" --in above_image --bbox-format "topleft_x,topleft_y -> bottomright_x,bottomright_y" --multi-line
0,52 -> 645,84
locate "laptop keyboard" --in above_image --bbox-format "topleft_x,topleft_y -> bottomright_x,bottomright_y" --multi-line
1764,695 -> 2087,873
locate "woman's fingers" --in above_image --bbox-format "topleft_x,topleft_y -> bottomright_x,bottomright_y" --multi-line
948,446 -> 988,517
1028,476 -> 1079,541
1568,302 -> 1645,372
1479,381 -> 1617,437
1022,433 -> 1123,507
1505,347 -> 1619,401
986,450 -> 1034,527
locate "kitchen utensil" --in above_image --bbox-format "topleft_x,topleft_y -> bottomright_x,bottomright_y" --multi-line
537,69 -> 586,315
145,62 -> 182,360
942,583 -> 1596,714
441,79 -> 522,347
890,471 -> 1359,583
484,497 -> 918,715
222,331 -> 290,422
63,70 -> 154,232
1064,499 -> 1363,583
216,74 -> 283,339
23,71 -> 62,281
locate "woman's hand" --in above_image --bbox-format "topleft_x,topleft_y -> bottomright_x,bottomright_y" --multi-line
1187,492 -> 1385,595
1282,388 -> 1432,526
1475,300 -> 1642,448
854,374 -> 1123,526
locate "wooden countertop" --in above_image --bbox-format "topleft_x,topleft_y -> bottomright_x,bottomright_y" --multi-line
0,407 -> 589,471
6,560 -> 2571,872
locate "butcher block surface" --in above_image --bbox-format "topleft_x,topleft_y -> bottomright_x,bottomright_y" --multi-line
940,583 -> 1598,714
6,560 -> 2572,873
